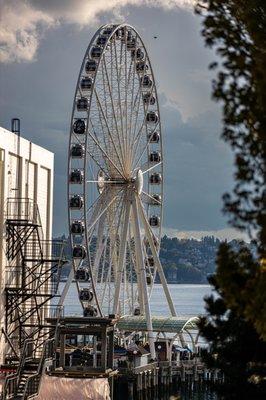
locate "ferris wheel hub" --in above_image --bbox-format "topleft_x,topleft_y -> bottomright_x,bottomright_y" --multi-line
97,170 -> 105,193
135,169 -> 144,195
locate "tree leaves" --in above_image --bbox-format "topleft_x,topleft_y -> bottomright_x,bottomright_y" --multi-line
195,1 -> 266,397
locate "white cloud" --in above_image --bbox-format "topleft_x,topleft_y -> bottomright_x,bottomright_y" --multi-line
0,0 -> 194,63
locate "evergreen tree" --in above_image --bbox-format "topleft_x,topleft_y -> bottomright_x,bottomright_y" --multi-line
195,1 -> 266,397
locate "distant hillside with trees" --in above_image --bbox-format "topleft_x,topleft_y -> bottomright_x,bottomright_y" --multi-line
54,234 -> 247,284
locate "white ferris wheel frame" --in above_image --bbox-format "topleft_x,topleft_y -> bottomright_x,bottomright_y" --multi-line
67,23 -> 177,358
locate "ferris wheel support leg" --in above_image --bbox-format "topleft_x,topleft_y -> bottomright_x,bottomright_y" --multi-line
58,266 -> 74,308
92,212 -> 106,282
138,201 -> 186,347
132,194 -> 156,360
137,198 -> 176,316
113,197 -> 131,315
129,221 -> 144,314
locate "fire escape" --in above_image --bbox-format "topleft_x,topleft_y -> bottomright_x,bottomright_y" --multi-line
3,197 -> 66,360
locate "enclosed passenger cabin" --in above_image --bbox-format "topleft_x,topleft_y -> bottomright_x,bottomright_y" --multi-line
80,77 -> 93,91
85,60 -> 97,74
73,119 -> 86,134
127,37 -> 136,50
144,235 -> 160,251
79,288 -> 93,302
146,274 -> 152,285
150,194 -> 161,205
69,195 -> 83,209
146,111 -> 159,124
149,215 -> 160,227
146,256 -> 155,267
134,307 -> 141,316
149,151 -> 161,163
70,144 -> 84,158
71,220 -> 85,235
148,131 -> 160,143
115,28 -> 122,39
96,35 -> 108,46
76,98 -> 89,111
73,245 -> 86,259
83,305 -> 98,317
102,27 -> 113,36
75,267 -> 90,282
149,173 -> 162,185
69,169 -> 84,184
141,75 -> 152,88
132,48 -> 144,60
143,93 -> 156,105
90,46 -> 102,59
137,62 -> 148,73
121,28 -> 132,42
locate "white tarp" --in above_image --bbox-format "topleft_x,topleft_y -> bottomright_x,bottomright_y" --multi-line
35,375 -> 110,400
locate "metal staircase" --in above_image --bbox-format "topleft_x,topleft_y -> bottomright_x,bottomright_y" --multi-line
1,338 -> 55,400
3,197 -> 66,360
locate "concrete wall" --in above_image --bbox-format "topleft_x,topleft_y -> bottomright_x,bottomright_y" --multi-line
0,126 -> 54,364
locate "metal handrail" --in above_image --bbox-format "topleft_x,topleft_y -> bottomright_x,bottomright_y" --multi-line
1,338 -> 56,400
21,338 -> 55,400
1,339 -> 34,400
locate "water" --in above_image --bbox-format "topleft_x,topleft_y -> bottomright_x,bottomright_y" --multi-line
62,283 -> 213,317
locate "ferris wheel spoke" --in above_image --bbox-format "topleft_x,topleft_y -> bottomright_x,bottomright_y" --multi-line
141,190 -> 161,205
86,188 -> 112,227
137,196 -> 176,317
98,192 -> 125,283
124,50 -> 135,161
124,31 -> 129,158
128,223 -> 138,311
94,89 -> 126,175
127,57 -> 138,167
134,161 -> 162,177
131,85 -> 156,163
102,54 -> 126,164
113,193 -> 131,314
128,51 -> 148,148
131,194 -> 156,359
88,124 -> 125,178
132,127 -> 160,172
87,188 -> 123,233
90,211 -> 106,283
113,38 -> 127,158
99,194 -> 125,308
129,86 -> 143,159
88,117 -> 114,174
91,192 -> 124,300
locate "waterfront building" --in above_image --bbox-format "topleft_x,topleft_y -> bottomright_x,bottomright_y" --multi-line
0,121 -> 54,364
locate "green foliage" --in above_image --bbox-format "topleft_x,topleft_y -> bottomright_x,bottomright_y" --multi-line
195,0 -> 266,396
198,244 -> 266,399
196,0 -> 266,253
195,0 -> 266,335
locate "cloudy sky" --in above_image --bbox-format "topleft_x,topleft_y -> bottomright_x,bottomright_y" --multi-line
0,0 -> 243,240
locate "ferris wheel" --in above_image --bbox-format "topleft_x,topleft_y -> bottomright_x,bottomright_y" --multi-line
68,24 -> 177,353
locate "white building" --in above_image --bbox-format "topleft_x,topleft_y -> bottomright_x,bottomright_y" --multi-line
0,123 -> 54,364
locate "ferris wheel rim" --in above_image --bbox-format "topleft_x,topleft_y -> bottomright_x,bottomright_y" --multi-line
68,23 -> 164,317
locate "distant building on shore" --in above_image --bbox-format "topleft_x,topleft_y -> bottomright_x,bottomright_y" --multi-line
0,120 -> 54,364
